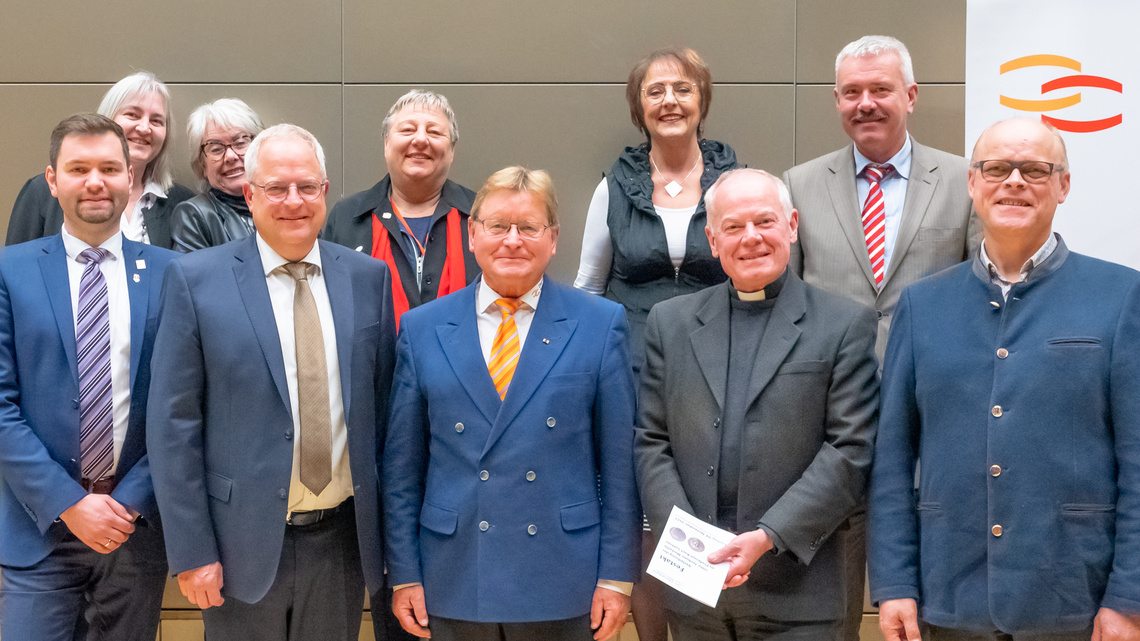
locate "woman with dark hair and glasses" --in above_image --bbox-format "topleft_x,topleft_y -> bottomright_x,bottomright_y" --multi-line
573,46 -> 738,641
170,98 -> 265,251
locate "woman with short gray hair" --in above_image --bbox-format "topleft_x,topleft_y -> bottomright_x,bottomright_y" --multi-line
170,98 -> 265,252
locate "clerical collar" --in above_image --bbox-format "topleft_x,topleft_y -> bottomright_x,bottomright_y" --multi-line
730,268 -> 788,301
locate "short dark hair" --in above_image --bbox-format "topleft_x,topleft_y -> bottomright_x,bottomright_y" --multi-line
50,113 -> 130,169
626,47 -> 713,141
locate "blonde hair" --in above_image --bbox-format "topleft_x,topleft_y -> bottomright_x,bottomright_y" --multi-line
472,166 -> 559,227
97,71 -> 174,190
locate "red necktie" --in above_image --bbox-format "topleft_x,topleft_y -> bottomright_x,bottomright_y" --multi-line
861,163 -> 894,287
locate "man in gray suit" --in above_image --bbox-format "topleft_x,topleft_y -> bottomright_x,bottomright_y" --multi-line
635,169 -> 879,640
782,35 -> 977,640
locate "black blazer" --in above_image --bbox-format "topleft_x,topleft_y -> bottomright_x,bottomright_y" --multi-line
6,173 -> 194,249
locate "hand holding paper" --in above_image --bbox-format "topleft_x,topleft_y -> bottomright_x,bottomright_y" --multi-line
646,506 -> 737,607
706,528 -> 773,589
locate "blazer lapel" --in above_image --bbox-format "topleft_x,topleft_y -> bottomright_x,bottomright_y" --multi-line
320,242 -> 354,418
742,272 -> 806,407
690,286 -> 730,411
122,240 -> 149,390
482,281 -> 576,458
39,236 -> 78,383
436,284 -> 500,425
826,148 -> 878,289
884,141 -> 937,286
232,236 -> 291,412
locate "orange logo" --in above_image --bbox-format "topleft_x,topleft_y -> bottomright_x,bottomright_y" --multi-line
999,54 -> 1123,133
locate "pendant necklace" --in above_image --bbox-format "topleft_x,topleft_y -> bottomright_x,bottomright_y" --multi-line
651,154 -> 702,198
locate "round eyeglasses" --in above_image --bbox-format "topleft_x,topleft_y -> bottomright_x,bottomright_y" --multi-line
251,181 -> 327,203
201,135 -> 253,161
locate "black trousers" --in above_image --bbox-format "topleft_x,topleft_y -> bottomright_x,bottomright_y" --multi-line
202,500 -> 366,641
667,588 -> 841,641
0,523 -> 167,641
429,614 -> 594,641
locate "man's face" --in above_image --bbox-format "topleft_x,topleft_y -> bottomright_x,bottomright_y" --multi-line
705,174 -> 798,293
243,136 -> 328,261
468,189 -> 558,299
46,132 -> 132,237
968,119 -> 1070,245
835,52 -> 917,163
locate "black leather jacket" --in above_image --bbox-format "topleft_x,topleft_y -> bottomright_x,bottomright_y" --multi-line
170,189 -> 255,252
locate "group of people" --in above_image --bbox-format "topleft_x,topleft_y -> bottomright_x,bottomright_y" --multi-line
0,31 -> 1137,641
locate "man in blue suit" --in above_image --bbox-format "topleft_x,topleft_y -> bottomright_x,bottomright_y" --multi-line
383,166 -> 640,641
0,113 -> 175,640
147,124 -> 396,640
869,118 -> 1140,641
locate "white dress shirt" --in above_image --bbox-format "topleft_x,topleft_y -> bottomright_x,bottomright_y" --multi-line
61,227 -> 131,474
119,181 -> 164,244
255,234 -> 353,516
854,135 -> 913,274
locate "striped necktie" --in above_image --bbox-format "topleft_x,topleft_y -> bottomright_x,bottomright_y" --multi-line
77,247 -> 114,482
861,163 -> 894,288
489,298 -> 522,400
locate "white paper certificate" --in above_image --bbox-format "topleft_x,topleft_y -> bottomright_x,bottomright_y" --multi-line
645,505 -> 736,608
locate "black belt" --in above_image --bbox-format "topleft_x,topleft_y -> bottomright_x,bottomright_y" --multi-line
287,497 -> 352,528
81,477 -> 116,494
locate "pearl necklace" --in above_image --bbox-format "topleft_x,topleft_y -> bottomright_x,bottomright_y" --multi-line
650,155 -> 702,198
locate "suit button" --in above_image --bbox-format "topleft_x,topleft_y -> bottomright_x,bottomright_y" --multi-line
479,520 -> 490,531
713,418 -> 720,429
990,465 -> 1002,477
425,277 -> 433,285
996,348 -> 1009,359
455,422 -> 464,433
527,524 -> 537,535
992,524 -> 1003,537
72,399 -> 79,409
479,470 -> 490,481
707,466 -> 714,476
992,405 -> 1003,417
875,310 -> 883,320
546,417 -> 556,427
279,489 -> 287,499
526,471 -> 536,482
285,431 -> 293,440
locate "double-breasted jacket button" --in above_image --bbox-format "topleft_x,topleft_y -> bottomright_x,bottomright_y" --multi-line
992,405 -> 1003,417
479,470 -> 490,481
278,489 -> 287,499
526,471 -> 536,482
479,520 -> 490,531
527,524 -> 537,535
996,348 -> 1009,359
546,417 -> 556,427
990,465 -> 1002,477
455,422 -> 465,433
992,524 -> 1003,537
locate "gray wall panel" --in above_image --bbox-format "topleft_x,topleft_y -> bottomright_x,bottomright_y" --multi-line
795,0 -> 966,84
344,0 -> 795,84
1,0 -> 341,83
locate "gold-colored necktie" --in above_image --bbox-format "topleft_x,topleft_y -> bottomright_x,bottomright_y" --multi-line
489,298 -> 522,400
281,262 -> 332,495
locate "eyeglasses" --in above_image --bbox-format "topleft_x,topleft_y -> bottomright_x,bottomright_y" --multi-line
201,135 -> 253,160
251,181 -> 327,203
641,82 -> 697,104
972,159 -> 1064,184
475,218 -> 550,240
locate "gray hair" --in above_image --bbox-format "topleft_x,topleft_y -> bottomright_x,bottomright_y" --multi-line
704,168 -> 794,228
381,90 -> 458,146
836,35 -> 915,86
186,98 -> 265,190
97,71 -> 174,191
244,123 -> 328,183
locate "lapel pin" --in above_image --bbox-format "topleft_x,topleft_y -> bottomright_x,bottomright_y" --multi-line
355,246 -> 363,252
133,273 -> 140,283
382,212 -> 393,219
542,338 -> 550,344
135,259 -> 146,270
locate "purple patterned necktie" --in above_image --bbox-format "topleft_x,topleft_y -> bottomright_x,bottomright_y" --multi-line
77,247 -> 113,482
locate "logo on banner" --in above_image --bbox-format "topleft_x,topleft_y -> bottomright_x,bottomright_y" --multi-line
999,54 -> 1123,133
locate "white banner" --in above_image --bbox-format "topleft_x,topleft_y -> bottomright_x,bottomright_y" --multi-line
966,0 -> 1135,267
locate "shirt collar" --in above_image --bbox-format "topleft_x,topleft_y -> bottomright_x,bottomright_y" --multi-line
979,231 -> 1058,286
139,180 -> 165,208
477,276 -> 544,314
854,134 -> 913,181
61,226 -> 123,263
255,233 -> 323,277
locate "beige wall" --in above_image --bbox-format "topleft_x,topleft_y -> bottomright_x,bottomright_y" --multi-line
0,0 -> 966,281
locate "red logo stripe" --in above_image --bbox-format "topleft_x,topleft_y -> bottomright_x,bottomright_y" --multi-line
1042,75 -> 1123,94
1042,113 -> 1123,133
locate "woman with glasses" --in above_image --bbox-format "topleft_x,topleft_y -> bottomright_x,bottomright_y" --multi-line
170,98 -> 265,252
573,46 -> 737,641
324,89 -> 479,330
6,71 -> 194,248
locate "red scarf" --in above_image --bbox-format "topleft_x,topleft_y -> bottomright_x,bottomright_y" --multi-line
372,204 -> 466,329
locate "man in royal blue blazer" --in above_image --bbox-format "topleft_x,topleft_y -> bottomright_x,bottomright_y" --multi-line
383,166 -> 640,641
0,114 -> 175,640
869,118 -> 1140,641
147,124 -> 396,640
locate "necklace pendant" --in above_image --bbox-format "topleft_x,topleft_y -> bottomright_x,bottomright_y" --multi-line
664,180 -> 683,198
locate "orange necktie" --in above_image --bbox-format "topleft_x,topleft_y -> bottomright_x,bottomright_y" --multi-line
489,298 -> 522,400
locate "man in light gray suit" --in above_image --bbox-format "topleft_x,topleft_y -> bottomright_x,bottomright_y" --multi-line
636,169 -> 879,640
782,35 -> 977,640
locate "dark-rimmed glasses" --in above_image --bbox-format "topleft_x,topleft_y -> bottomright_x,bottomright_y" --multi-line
201,135 -> 253,160
972,159 -> 1063,184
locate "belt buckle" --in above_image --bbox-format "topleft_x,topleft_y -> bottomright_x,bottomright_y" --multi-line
287,509 -> 323,528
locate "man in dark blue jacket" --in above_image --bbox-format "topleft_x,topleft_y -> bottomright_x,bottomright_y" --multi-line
869,118 -> 1140,640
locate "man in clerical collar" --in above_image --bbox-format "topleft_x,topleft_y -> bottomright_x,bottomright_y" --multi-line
635,168 -> 880,640
869,119 -> 1140,641
383,166 -> 640,641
